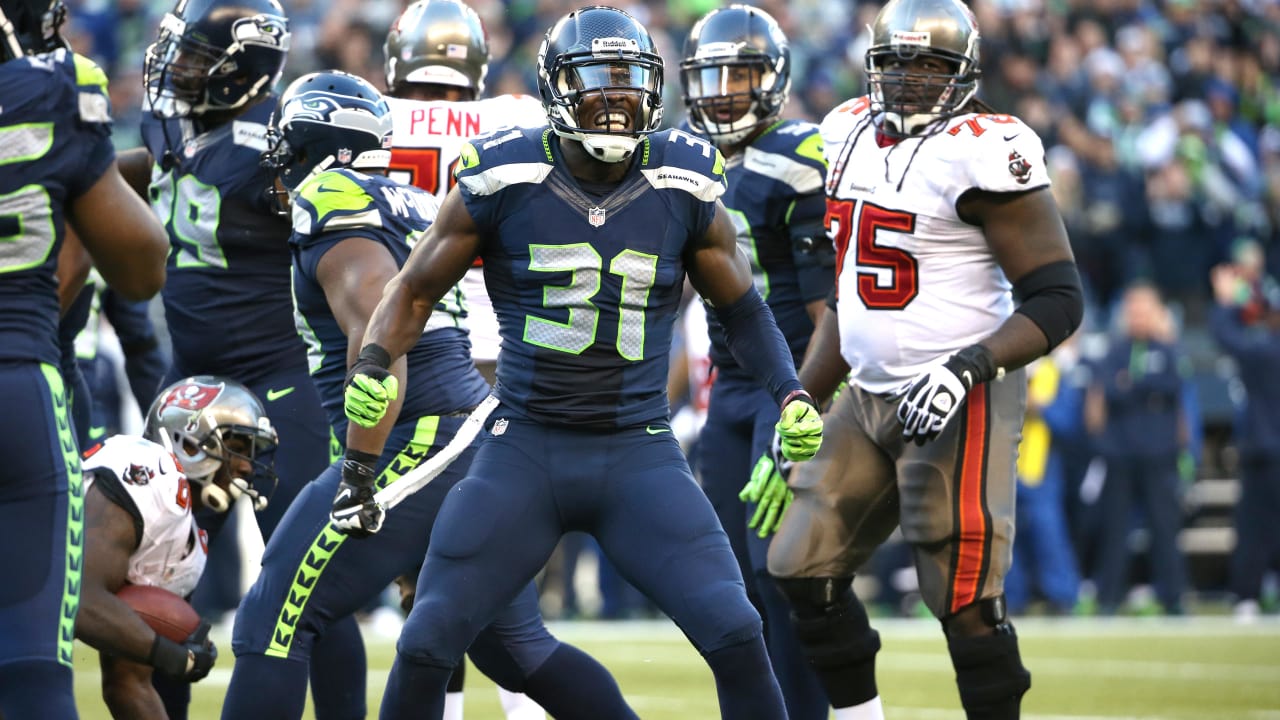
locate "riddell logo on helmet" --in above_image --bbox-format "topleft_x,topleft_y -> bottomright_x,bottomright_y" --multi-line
592,37 -> 639,55
890,30 -> 931,47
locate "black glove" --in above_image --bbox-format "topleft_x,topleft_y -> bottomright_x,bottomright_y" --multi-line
150,620 -> 217,682
330,449 -> 385,538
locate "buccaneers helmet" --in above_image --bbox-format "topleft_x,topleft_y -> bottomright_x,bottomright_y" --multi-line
864,0 -> 981,136
385,0 -> 489,99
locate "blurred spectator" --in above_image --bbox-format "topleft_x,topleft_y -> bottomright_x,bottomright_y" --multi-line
1210,261 -> 1280,619
1086,282 -> 1192,615
1005,347 -> 1085,616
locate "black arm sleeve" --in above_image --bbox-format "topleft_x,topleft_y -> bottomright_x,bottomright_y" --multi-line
1013,260 -> 1084,351
711,287 -> 804,406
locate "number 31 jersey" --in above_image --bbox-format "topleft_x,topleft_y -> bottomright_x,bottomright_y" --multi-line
82,436 -> 208,597
822,96 -> 1051,393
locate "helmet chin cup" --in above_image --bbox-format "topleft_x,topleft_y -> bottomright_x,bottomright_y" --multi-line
200,482 -> 232,513
579,132 -> 640,163
231,476 -> 269,511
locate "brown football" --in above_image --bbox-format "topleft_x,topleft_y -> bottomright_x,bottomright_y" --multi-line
117,584 -> 202,643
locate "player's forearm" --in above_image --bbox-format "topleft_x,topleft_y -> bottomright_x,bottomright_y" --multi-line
797,305 -> 849,407
713,287 -> 803,405
75,588 -> 159,665
102,665 -> 167,720
974,313 -> 1052,377
362,273 -> 438,362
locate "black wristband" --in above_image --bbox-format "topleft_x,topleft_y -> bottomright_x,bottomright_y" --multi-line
947,344 -> 999,389
342,450 -> 379,487
149,634 -> 189,678
355,343 -> 392,370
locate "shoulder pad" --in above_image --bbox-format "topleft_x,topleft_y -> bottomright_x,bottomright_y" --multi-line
745,120 -> 826,193
293,169 -> 381,238
83,436 -> 181,484
454,126 -> 554,197
940,113 -> 1051,193
638,128 -> 726,202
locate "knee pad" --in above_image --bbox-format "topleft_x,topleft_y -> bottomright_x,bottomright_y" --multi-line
775,577 -> 881,708
946,598 -> 1031,715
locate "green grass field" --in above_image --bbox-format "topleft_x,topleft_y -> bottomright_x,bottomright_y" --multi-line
71,617 -> 1280,719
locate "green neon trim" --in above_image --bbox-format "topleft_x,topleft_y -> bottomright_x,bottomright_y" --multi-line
42,364 -> 83,668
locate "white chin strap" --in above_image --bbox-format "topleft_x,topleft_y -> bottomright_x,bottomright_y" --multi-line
576,132 -> 641,164
703,110 -> 761,147
197,477 -> 268,513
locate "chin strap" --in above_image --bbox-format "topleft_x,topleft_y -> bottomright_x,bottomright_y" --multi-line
196,476 -> 268,513
579,133 -> 640,163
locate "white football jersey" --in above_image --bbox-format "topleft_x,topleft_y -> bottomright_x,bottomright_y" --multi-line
83,436 -> 208,597
388,94 -> 547,363
821,97 -> 1051,393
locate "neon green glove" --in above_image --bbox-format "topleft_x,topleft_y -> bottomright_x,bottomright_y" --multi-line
344,344 -> 399,429
776,391 -> 823,462
740,451 -> 793,538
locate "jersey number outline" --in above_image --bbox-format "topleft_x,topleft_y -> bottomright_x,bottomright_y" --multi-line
523,244 -> 658,360
826,198 -> 919,310
0,123 -> 57,274
389,147 -> 459,196
151,173 -> 227,269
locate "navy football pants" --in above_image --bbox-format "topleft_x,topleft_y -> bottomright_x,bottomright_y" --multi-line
699,377 -> 829,720
0,362 -> 82,720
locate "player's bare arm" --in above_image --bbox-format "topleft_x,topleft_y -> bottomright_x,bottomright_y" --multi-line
55,227 -> 91,315
957,186 -> 1083,372
361,186 -> 482,361
68,161 -> 169,301
316,236 -> 410,457
77,483 -> 157,665
797,303 -> 851,407
685,202 -> 754,305
99,652 -> 167,720
116,147 -> 155,198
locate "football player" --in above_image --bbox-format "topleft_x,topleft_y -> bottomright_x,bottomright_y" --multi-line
680,7 -> 833,719
339,7 -> 824,718
76,377 -> 277,720
0,0 -> 169,715
220,70 -> 637,720
115,0 -> 364,716
762,0 -> 1085,718
384,0 -> 547,385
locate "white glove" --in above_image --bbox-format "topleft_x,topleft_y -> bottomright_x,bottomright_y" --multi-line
895,345 -> 998,445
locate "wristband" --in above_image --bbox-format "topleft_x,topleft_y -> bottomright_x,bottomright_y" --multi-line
149,634 -> 191,678
355,343 -> 392,370
780,389 -> 815,410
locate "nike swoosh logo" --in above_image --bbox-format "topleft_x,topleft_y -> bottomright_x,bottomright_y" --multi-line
1003,134 -> 1020,142
646,425 -> 671,435
266,386 -> 296,402
315,184 -> 343,193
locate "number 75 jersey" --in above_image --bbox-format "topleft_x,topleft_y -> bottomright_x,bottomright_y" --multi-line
821,96 -> 1051,394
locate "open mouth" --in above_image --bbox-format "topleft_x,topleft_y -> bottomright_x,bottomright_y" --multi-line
594,110 -> 632,132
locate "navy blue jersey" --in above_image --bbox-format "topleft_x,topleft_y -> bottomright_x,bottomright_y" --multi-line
0,50 -> 114,365
290,168 -> 487,437
703,120 -> 831,379
456,126 -> 727,430
141,97 -> 306,384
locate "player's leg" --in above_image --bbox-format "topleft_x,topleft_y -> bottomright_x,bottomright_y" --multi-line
903,375 -> 1031,720
741,388 -> 830,720
589,426 -> 784,719
223,417 -> 463,720
0,363 -> 81,720
767,386 -> 899,719
465,583 -> 636,720
383,413 -> 566,720
698,379 -> 763,616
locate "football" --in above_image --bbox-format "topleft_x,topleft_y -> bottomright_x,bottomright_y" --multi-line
117,584 -> 202,643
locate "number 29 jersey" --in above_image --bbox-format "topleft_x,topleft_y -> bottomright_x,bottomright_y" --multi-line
456,126 -> 727,430
0,49 -> 115,365
822,97 -> 1051,393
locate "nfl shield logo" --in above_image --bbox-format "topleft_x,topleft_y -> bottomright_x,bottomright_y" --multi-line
337,147 -> 352,164
588,206 -> 606,227
491,418 -> 509,436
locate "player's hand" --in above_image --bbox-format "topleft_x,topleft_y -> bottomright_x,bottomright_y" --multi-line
151,620 -> 217,682
330,453 -> 385,538
896,345 -> 996,445
776,391 -> 823,462
740,439 -> 793,538
344,344 -> 398,429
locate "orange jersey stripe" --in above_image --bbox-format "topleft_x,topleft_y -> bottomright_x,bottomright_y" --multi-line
950,388 -> 989,613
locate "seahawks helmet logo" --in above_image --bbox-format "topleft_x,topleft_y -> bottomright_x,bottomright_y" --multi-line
232,14 -> 290,51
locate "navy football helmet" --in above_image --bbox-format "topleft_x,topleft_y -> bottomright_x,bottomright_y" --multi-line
536,5 -> 663,163
145,376 -> 279,513
681,5 -> 790,147
144,0 -> 290,119
0,0 -> 67,61
262,70 -> 393,193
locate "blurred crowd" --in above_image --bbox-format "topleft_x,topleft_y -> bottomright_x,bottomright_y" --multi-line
61,0 -> 1280,619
